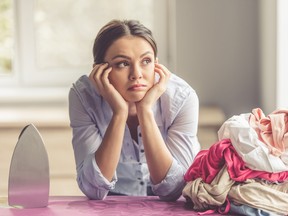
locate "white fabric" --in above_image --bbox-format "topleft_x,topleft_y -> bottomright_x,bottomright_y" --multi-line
218,113 -> 288,173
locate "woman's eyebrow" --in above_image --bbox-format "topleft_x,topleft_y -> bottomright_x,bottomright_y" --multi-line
140,51 -> 153,58
111,51 -> 153,60
112,54 -> 131,60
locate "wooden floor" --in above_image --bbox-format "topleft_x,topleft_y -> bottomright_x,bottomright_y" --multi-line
0,106 -> 225,197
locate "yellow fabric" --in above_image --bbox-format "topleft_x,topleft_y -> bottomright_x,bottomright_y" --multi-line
183,165 -> 288,214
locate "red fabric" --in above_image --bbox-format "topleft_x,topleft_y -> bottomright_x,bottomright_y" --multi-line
184,139 -> 288,183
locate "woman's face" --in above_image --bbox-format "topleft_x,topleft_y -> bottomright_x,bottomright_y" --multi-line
104,36 -> 155,103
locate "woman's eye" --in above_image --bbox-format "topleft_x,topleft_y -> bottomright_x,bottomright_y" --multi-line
143,58 -> 152,65
115,61 -> 129,68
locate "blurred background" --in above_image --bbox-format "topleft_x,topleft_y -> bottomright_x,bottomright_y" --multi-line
0,0 -> 287,197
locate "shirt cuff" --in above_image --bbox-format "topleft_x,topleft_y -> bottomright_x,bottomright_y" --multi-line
151,158 -> 186,201
78,153 -> 117,199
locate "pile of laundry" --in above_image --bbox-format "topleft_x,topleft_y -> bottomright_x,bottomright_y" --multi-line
183,108 -> 288,215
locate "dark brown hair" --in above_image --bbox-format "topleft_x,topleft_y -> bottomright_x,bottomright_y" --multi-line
93,19 -> 158,64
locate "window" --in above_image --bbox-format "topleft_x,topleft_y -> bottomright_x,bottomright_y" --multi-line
0,0 -> 171,103
0,0 -> 13,76
277,0 -> 288,108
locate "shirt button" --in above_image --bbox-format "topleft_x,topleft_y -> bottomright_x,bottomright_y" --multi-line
140,149 -> 144,153
139,133 -> 142,137
140,181 -> 144,185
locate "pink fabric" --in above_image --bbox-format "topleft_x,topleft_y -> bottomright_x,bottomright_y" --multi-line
249,108 -> 288,156
184,139 -> 288,183
0,196 -> 233,216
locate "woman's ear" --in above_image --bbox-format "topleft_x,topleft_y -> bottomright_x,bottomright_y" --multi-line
155,57 -> 158,63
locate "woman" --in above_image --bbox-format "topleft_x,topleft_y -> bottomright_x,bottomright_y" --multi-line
68,19 -> 200,201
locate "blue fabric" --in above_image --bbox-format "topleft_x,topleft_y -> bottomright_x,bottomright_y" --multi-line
229,202 -> 281,216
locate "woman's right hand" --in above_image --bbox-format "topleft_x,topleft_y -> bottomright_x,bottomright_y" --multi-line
89,63 -> 129,116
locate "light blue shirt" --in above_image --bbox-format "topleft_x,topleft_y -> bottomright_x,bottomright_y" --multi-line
68,73 -> 200,200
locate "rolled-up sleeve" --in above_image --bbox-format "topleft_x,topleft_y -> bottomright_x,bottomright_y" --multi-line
69,88 -> 117,200
152,90 -> 200,201
152,159 -> 186,201
78,153 -> 117,200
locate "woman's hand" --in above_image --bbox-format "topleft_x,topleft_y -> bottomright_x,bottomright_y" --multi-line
89,63 -> 129,116
136,63 -> 171,111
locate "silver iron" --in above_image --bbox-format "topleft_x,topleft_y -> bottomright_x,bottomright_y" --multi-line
8,124 -> 49,208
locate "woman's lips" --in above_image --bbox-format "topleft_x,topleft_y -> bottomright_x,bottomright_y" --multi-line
128,84 -> 146,90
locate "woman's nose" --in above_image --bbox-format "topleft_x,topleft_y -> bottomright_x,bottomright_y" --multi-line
129,65 -> 143,80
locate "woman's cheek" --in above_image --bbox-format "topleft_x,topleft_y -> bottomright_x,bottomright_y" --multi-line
108,71 -> 117,86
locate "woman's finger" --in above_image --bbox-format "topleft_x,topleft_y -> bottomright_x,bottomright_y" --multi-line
155,63 -> 171,78
154,63 -> 171,86
100,66 -> 113,89
93,63 -> 109,81
89,63 -> 109,90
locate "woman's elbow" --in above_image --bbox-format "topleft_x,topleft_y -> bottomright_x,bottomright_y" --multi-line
157,190 -> 182,201
78,180 -> 108,200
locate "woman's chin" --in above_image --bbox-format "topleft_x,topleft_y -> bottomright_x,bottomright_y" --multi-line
125,94 -> 145,103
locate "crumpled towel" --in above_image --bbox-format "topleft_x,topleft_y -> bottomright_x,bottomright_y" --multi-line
218,109 -> 288,173
249,108 -> 288,156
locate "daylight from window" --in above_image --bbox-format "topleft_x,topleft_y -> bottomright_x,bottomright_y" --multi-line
0,0 -> 167,99
34,0 -> 154,69
0,0 -> 13,75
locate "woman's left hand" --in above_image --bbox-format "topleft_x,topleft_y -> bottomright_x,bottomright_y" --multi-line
136,63 -> 171,111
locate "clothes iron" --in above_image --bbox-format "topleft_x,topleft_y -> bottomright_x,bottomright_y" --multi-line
8,124 -> 49,208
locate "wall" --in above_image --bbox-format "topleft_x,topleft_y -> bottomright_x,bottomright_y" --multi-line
259,0 -> 276,114
277,0 -> 288,109
174,0 -> 260,118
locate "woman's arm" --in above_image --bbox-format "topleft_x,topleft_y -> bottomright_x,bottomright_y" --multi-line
136,63 -> 173,184
69,63 -> 129,199
69,88 -> 115,200
137,108 -> 173,183
95,112 -> 127,180
136,64 -> 200,200
89,63 -> 129,181
155,92 -> 200,201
